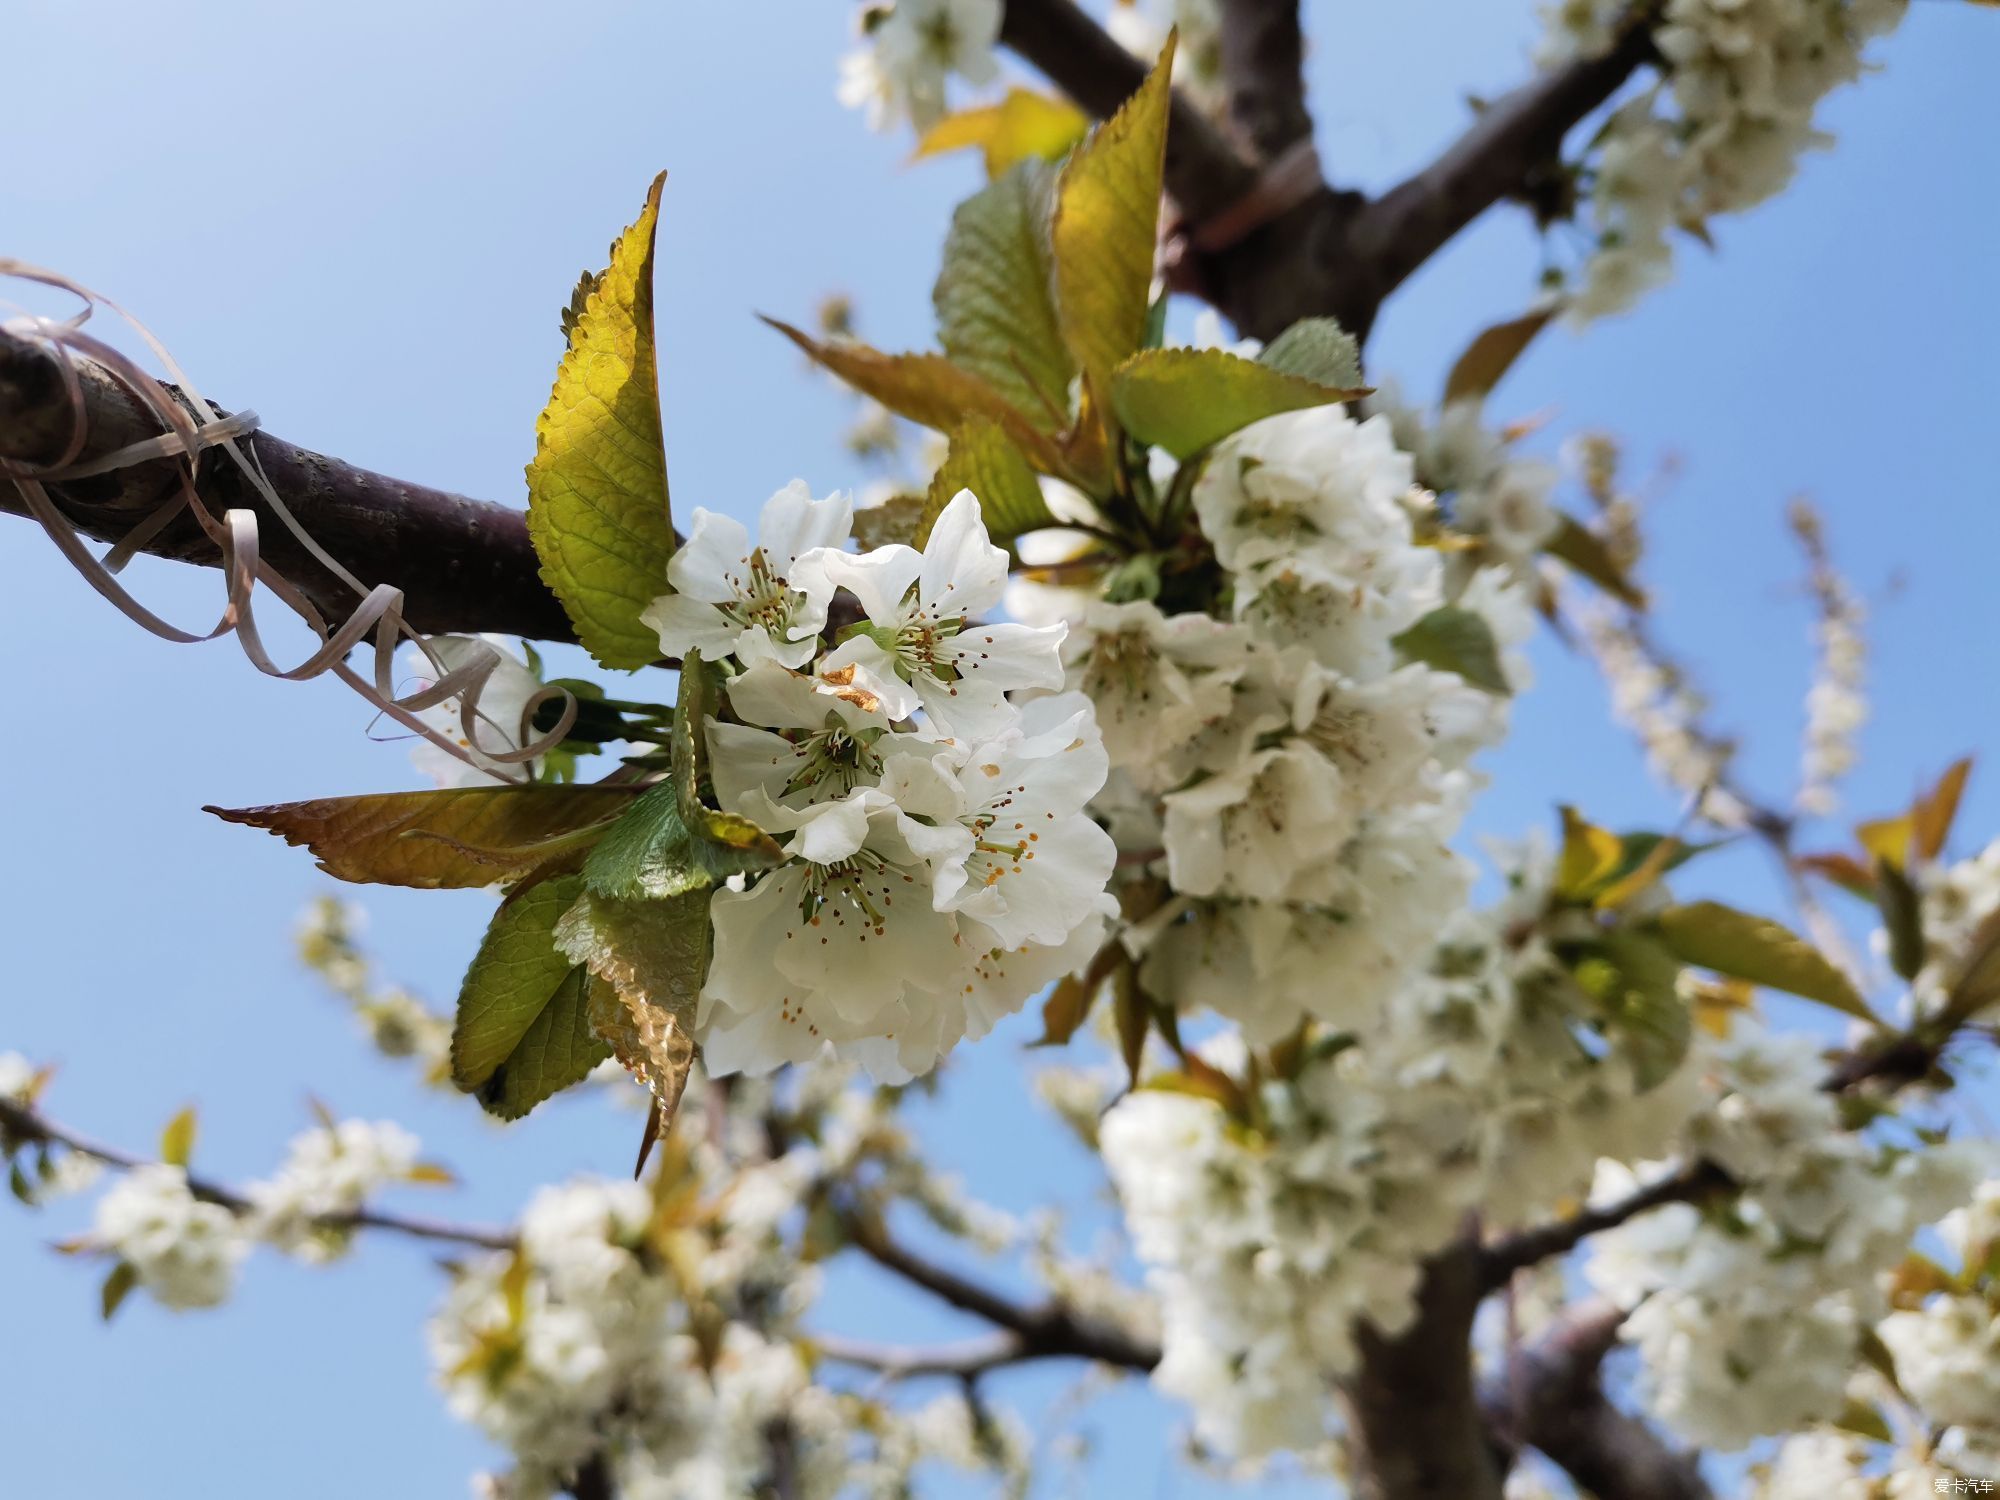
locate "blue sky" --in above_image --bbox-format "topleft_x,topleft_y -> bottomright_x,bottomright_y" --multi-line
2,1 -> 1995,1495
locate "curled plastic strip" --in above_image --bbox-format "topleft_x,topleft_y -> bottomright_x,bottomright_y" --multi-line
0,260 -> 576,781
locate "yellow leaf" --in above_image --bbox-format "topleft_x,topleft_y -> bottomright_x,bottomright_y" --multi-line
1912,757 -> 1973,863
208,786 -> 642,890
1051,35 -> 1176,426
1556,806 -> 1624,899
404,1162 -> 458,1186
915,418 -> 1052,545
159,1107 -> 197,1169
526,173 -> 677,669
1657,901 -> 1878,1024
916,88 -> 1092,178
1690,976 -> 1756,1039
1855,814 -> 1915,870
1596,833 -> 1681,911
1442,301 -> 1561,407
760,317 -> 1066,475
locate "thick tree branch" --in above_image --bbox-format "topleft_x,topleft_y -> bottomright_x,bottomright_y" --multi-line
0,1095 -> 518,1253
1487,1301 -> 1711,1500
839,1209 -> 1160,1372
1340,1241 -> 1505,1500
1215,0 -> 1313,161
1481,1161 -> 1730,1289
0,322 -> 574,642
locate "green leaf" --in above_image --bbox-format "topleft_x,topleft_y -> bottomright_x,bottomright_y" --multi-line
760,317 -> 1065,475
851,496 -> 930,551
1390,606 -> 1510,694
916,417 -> 1053,545
554,888 -> 711,1131
1656,901 -> 1878,1024
1109,347 -> 1363,459
1875,857 -> 1927,982
1581,930 -> 1692,1090
1051,36 -> 1176,418
451,875 -> 611,1120
526,172 -> 677,670
100,1262 -> 139,1322
1545,513 -> 1647,608
933,159 -> 1075,427
1441,302 -> 1559,407
158,1108 -> 196,1169
1258,318 -> 1362,390
915,88 -> 1093,178
207,786 -> 641,890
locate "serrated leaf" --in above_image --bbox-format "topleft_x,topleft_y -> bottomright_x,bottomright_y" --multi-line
207,786 -> 640,890
559,266 -> 601,348
1108,347 -> 1363,460
916,418 -> 1053,545
1258,318 -> 1362,389
760,317 -> 1065,475
932,160 -> 1074,430
158,1108 -> 196,1169
526,173 -> 676,669
1545,513 -> 1646,608
1391,606 -> 1510,694
1585,930 -> 1691,1090
1051,36 -> 1176,424
916,88 -> 1092,178
851,496 -> 930,550
1656,901 -> 1877,1024
1442,302 -> 1559,407
554,888 -> 710,1133
1912,757 -> 1973,863
451,875 -> 611,1120
100,1262 -> 139,1322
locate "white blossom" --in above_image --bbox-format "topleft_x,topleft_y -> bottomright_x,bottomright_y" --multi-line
837,0 -> 1002,132
410,635 -> 546,787
93,1164 -> 247,1310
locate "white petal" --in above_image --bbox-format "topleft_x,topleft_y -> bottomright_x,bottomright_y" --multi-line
665,508 -> 755,605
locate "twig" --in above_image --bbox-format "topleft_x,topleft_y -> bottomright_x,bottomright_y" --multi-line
0,1095 -> 518,1253
815,1329 -> 1033,1380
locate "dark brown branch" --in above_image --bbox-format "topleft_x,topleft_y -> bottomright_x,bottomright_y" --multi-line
0,1095 -> 517,1253
565,1453 -> 616,1500
1487,1301 -> 1711,1500
1346,12 -> 1660,309
1340,1242 -> 1505,1500
0,322 -> 574,642
1215,0 -> 1313,161
840,1209 -> 1160,1372
1481,1161 -> 1730,1289
816,1329 -> 1031,1380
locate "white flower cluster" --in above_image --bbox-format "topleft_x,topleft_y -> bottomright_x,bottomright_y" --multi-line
1054,405 -> 1529,1046
639,481 -> 1115,1082
1540,0 -> 1910,320
1907,837 -> 2000,1018
1105,0 -> 1227,110
1793,501 -> 1868,818
1586,1022 -> 1984,1449
92,1164 -> 248,1310
1098,882 -> 1702,1458
246,1118 -> 422,1263
298,898 -> 455,1075
837,0 -> 1002,132
1365,379 -> 1563,575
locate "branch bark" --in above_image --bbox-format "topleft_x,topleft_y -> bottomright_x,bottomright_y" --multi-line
1487,1301 -> 1711,1500
1215,0 -> 1313,161
0,322 -> 573,642
1340,1242 -> 1505,1500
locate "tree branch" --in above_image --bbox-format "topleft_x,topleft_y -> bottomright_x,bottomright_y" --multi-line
839,1209 -> 1160,1372
1215,0 -> 1313,161
1486,1300 -> 1711,1500
0,322 -> 574,642
1348,10 -> 1660,308
814,1329 -> 1035,1380
0,1095 -> 518,1253
1340,1241 -> 1505,1500
1481,1161 -> 1730,1289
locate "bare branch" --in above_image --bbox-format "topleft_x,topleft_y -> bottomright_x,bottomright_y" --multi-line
1481,1161 -> 1729,1289
0,1095 -> 518,1253
1487,1300 -> 1712,1500
814,1329 -> 1034,1380
0,322 -> 574,643
839,1209 -> 1160,1372
1215,0 -> 1313,161
1351,11 -> 1661,306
